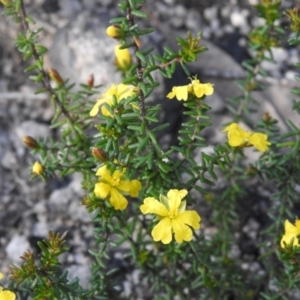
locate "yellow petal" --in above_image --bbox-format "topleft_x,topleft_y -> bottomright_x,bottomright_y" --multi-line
203,83 -> 214,95
90,98 -> 107,117
167,189 -> 187,213
284,219 -> 299,236
249,132 -> 271,152
228,130 -> 245,147
96,165 -> 111,180
281,233 -> 299,248
118,180 -> 133,193
94,182 -> 111,199
117,84 -> 137,101
128,179 -> 141,197
222,123 -> 240,132
172,219 -> 193,243
192,83 -> 205,98
109,188 -> 128,210
140,197 -> 168,216
166,89 -> 176,99
295,219 -> 300,230
177,211 -> 201,230
0,290 -> 16,300
0,272 -> 2,280
152,217 -> 173,244
174,86 -> 189,101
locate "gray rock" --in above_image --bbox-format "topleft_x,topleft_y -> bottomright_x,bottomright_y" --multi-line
6,235 -> 30,263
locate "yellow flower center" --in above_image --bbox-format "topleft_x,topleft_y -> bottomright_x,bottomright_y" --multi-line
111,176 -> 120,187
168,210 -> 178,219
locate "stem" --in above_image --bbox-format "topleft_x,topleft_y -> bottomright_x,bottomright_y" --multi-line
19,0 -> 85,144
126,1 -> 157,157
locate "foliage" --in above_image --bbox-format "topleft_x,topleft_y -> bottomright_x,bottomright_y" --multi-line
1,0 -> 300,299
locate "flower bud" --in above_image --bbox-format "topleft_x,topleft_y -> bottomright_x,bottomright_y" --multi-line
87,74 -> 94,88
246,166 -> 258,176
114,45 -> 132,72
106,25 -> 123,39
48,68 -> 64,85
92,147 -> 108,162
32,161 -> 44,175
133,36 -> 142,48
263,111 -> 271,122
23,136 -> 39,149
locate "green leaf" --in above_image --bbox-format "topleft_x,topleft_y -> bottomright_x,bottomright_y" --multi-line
127,125 -> 141,131
138,28 -> 154,35
157,160 -> 171,173
24,64 -> 37,72
35,87 -> 48,94
180,62 -> 190,76
131,9 -> 148,18
136,50 -> 147,64
25,16 -> 36,24
109,17 -> 127,24
128,0 -> 136,9
35,72 -> 44,83
24,50 -> 33,61
153,123 -> 170,132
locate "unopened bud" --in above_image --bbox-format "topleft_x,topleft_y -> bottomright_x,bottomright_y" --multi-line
81,195 -> 93,208
87,74 -> 94,88
32,161 -> 44,175
106,25 -> 123,39
246,166 -> 258,176
48,68 -> 64,85
114,45 -> 132,72
133,36 -> 142,48
23,136 -> 39,149
263,111 -> 271,122
92,147 -> 108,162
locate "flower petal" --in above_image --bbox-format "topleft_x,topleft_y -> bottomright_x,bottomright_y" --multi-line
128,179 -> 141,197
203,83 -> 214,95
152,217 -> 173,244
140,197 -> 169,216
110,188 -> 128,210
167,189 -> 188,213
0,290 -> 16,300
281,233 -> 299,248
177,211 -> 201,230
166,89 -> 176,99
96,165 -> 111,180
172,219 -> 193,243
94,182 -> 111,199
284,219 -> 299,236
249,132 -> 271,152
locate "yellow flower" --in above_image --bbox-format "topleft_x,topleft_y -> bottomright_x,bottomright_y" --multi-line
140,189 -> 201,244
114,45 -> 132,72
248,133 -> 271,152
167,78 -> 214,101
90,84 -> 138,117
281,219 -> 300,248
94,165 -> 141,210
0,272 -> 16,300
32,161 -> 44,175
222,123 -> 271,152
